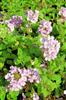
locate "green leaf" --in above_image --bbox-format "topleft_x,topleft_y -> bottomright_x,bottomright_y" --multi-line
0,62 -> 4,69
7,91 -> 19,100
62,43 -> 66,50
15,47 -> 31,65
0,86 -> 6,100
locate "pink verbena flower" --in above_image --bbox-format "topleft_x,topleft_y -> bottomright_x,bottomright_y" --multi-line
5,66 -> 27,91
59,7 -> 66,22
33,92 -> 39,100
27,68 -> 40,83
5,67 -> 40,91
27,10 -> 39,23
38,20 -> 52,36
41,36 -> 60,61
6,16 -> 22,32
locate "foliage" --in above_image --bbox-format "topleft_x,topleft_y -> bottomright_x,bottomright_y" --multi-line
0,0 -> 66,99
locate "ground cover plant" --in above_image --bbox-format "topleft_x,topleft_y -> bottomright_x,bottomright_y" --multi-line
0,0 -> 66,100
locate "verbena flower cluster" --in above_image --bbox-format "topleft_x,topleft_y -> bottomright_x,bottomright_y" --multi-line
40,36 -> 60,61
59,7 -> 66,22
37,19 -> 60,61
5,66 -> 40,91
38,20 -> 52,35
27,10 -> 39,23
6,16 -> 22,32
